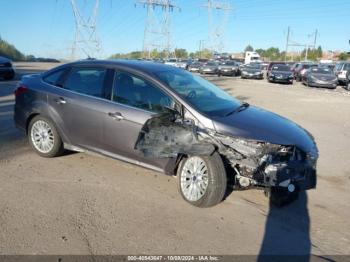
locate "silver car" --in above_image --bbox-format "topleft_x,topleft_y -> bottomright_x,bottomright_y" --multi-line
14,60 -> 318,208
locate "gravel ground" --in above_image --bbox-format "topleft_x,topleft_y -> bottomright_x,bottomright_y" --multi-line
0,62 -> 349,256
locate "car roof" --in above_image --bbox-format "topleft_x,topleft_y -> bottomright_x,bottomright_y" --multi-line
48,59 -> 179,75
0,56 -> 11,63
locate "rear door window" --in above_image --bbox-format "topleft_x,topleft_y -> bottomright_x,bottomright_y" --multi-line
112,71 -> 174,113
63,67 -> 107,98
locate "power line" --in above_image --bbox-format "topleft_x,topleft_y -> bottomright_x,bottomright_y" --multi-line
70,0 -> 102,60
285,27 -> 318,61
136,0 -> 180,59
202,0 -> 233,53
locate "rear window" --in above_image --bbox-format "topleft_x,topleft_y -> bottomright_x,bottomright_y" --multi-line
43,68 -> 66,86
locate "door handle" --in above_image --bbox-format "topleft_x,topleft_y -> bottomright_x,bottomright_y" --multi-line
54,97 -> 66,105
108,112 -> 124,121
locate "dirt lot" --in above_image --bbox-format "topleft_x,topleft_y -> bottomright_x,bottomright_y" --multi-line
0,62 -> 349,256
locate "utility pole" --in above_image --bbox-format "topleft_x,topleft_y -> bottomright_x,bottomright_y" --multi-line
313,29 -> 318,49
70,0 -> 101,60
284,27 -> 319,62
285,26 -> 290,62
202,0 -> 232,53
136,0 -> 180,59
199,39 -> 206,59
305,44 -> 309,61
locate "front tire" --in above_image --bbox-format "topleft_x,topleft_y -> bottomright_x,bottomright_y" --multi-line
177,152 -> 227,208
28,115 -> 64,157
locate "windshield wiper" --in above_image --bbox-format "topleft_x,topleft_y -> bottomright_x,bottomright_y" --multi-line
225,102 -> 250,116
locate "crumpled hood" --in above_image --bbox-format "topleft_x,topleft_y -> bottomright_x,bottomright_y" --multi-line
212,105 -> 317,154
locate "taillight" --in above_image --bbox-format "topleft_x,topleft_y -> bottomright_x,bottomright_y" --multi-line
14,85 -> 28,97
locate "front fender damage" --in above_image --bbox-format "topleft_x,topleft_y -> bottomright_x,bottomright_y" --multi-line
135,113 -> 215,158
135,113 -> 317,191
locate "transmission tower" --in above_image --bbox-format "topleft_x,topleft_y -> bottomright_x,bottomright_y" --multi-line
70,0 -> 101,60
285,27 -> 318,61
202,0 -> 232,53
136,0 -> 180,59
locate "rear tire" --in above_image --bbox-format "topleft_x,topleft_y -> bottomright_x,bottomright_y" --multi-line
177,152 -> 227,208
346,82 -> 350,91
28,115 -> 64,158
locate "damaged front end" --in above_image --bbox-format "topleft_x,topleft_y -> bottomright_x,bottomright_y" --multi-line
135,112 -> 317,193
215,134 -> 317,192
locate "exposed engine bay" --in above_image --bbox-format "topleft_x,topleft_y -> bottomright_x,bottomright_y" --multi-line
135,112 -> 317,192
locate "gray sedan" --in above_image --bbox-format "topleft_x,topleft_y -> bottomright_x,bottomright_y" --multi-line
14,60 -> 317,208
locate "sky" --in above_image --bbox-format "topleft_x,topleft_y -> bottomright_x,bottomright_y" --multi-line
0,0 -> 349,59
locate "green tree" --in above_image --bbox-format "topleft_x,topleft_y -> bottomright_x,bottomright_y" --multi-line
0,36 -> 25,61
244,45 -> 254,52
255,48 -> 265,57
174,48 -> 188,58
338,52 -> 350,60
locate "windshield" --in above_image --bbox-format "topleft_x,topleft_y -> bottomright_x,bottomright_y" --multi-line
246,64 -> 261,69
223,61 -> 236,66
154,69 -> 240,116
272,65 -> 291,71
310,68 -> 333,74
206,61 -> 218,66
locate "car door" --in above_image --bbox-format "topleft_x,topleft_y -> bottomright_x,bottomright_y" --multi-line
47,66 -> 112,151
102,69 -> 175,169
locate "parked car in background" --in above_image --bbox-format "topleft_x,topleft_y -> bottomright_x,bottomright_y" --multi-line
164,58 -> 178,67
319,63 -> 335,71
176,59 -> 191,70
199,61 -> 219,75
14,59 -> 318,208
302,66 -> 337,89
290,63 -> 300,75
267,64 -> 294,84
241,63 -> 264,79
294,63 -> 317,81
343,70 -> 350,91
261,62 -> 269,70
218,61 -> 239,76
266,62 -> 286,78
334,62 -> 350,85
188,62 -> 202,73
0,56 -> 15,80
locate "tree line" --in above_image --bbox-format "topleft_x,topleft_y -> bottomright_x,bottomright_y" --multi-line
1,35 -> 349,62
0,37 -> 60,62
109,48 -> 214,60
244,44 -> 350,62
0,37 -> 25,61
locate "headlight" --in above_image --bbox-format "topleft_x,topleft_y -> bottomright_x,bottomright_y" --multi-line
218,67 -> 222,70
270,73 -> 275,77
242,71 -> 247,74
